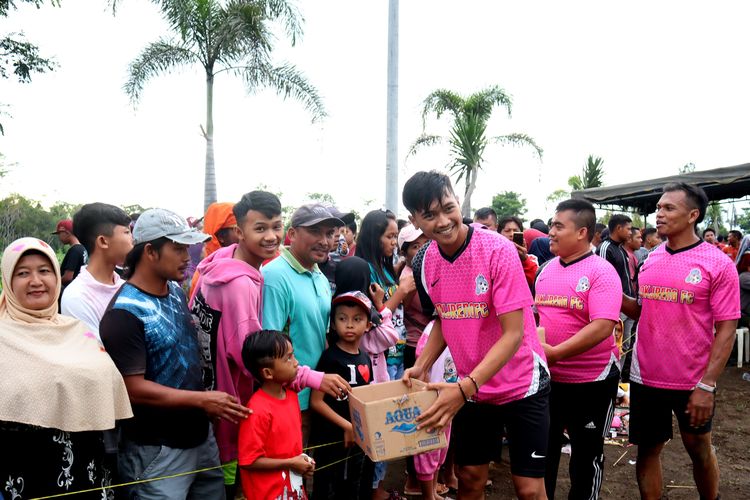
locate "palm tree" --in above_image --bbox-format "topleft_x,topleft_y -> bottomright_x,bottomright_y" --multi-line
568,155 -> 604,191
408,86 -> 542,217
123,0 -> 326,211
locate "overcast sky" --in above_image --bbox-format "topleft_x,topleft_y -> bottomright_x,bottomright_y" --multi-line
2,0 -> 749,221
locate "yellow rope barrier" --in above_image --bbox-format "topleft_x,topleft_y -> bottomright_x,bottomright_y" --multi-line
31,439 -> 353,499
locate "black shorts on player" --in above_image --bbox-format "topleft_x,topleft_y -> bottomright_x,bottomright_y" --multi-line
629,382 -> 714,447
452,387 -> 550,478
545,376 -> 619,500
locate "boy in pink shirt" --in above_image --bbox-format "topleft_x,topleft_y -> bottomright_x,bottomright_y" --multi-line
402,171 -> 549,500
622,183 -> 739,500
190,191 -> 350,496
535,199 -> 622,499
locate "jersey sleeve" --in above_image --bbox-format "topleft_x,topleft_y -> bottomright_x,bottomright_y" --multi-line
411,243 -> 435,317
238,406 -> 272,466
491,243 -> 534,316
710,259 -> 741,322
100,309 -> 147,376
588,262 -> 623,321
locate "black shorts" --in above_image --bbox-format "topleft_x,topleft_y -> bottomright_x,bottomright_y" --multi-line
629,382 -> 714,447
452,387 -> 550,478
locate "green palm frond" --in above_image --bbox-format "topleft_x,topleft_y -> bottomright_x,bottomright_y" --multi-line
464,85 -> 512,119
421,89 -> 464,124
491,133 -> 543,160
407,134 -> 443,158
449,114 -> 487,171
124,39 -> 199,104
242,63 -> 326,122
259,0 -> 303,45
217,1 -> 271,65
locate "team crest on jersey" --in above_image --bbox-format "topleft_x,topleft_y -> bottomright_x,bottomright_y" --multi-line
475,274 -> 489,295
575,276 -> 590,292
685,268 -> 702,285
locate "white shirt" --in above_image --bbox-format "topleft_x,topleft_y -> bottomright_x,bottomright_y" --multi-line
61,266 -> 124,341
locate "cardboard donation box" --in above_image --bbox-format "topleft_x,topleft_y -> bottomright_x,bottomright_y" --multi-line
348,379 -> 448,462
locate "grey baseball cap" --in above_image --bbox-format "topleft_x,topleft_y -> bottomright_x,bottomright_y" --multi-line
290,203 -> 345,228
133,208 -> 212,245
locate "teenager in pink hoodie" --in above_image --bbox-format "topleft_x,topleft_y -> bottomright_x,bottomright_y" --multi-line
189,191 -> 352,498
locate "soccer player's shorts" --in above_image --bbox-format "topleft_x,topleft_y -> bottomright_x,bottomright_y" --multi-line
452,386 -> 550,477
629,382 -> 714,447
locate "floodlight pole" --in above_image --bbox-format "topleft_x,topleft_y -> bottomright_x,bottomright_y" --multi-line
385,0 -> 399,214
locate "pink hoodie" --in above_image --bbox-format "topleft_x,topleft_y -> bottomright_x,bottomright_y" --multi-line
361,307 -> 400,383
190,244 -> 323,463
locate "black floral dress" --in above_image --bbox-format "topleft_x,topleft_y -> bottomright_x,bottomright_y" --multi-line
0,422 -> 114,500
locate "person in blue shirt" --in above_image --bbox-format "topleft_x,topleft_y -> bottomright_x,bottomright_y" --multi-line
262,203 -> 352,444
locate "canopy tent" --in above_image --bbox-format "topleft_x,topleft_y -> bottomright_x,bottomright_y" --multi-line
571,163 -> 750,214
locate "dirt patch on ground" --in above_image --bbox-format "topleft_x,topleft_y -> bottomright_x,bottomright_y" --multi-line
383,367 -> 750,499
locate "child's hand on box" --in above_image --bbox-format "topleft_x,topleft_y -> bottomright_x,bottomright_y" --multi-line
344,423 -> 355,448
289,453 -> 315,477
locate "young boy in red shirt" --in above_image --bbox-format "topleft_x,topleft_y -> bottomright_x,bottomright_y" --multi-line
239,331 -> 316,499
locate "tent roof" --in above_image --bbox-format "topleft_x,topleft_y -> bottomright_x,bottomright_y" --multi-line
571,163 -> 750,214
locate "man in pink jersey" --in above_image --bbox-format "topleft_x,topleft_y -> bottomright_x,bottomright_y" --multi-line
535,199 -> 622,499
622,183 -> 739,500
402,171 -> 550,500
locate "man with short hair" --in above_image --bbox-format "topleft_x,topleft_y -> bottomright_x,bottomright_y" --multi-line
723,229 -> 742,262
635,227 -> 662,263
261,203 -> 345,435
536,199 -> 622,499
596,214 -> 634,298
474,207 -> 498,231
61,203 -> 132,339
101,209 -> 250,498
591,223 -> 607,249
403,171 -> 549,500
317,205 -> 355,292
189,192 -> 350,496
622,183 -> 739,500
53,218 -> 87,290
702,228 -> 717,245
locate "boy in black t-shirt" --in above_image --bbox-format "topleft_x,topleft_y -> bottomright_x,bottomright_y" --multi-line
310,291 -> 375,500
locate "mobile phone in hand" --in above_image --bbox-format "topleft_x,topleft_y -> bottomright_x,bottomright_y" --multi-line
512,232 -> 524,246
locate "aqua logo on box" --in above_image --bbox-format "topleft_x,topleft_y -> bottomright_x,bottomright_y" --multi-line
385,406 -> 422,434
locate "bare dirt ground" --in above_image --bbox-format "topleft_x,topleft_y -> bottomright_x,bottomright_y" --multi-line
383,367 -> 750,499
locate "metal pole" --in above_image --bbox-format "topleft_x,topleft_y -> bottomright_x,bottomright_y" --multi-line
385,0 -> 399,213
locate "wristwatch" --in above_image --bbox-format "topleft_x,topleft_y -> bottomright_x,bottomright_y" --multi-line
695,381 -> 717,393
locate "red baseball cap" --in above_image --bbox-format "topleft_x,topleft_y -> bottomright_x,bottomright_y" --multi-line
51,219 -> 73,235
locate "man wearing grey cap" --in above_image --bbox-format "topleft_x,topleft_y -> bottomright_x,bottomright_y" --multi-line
101,208 -> 250,499
262,203 -> 345,441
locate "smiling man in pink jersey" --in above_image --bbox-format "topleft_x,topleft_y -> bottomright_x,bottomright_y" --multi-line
402,171 -> 550,500
622,183 -> 739,500
535,199 -> 622,499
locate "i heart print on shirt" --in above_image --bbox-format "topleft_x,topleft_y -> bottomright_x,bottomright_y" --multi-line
358,364 -> 371,383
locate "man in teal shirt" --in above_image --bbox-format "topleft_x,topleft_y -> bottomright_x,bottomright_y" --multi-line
262,204 -> 346,433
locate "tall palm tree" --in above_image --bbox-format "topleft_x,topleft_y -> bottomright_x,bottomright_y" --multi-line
408,86 -> 542,217
568,155 -> 604,191
123,0 -> 326,211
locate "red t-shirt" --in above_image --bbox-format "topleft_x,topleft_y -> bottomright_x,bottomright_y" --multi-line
723,245 -> 738,263
238,388 -> 306,500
